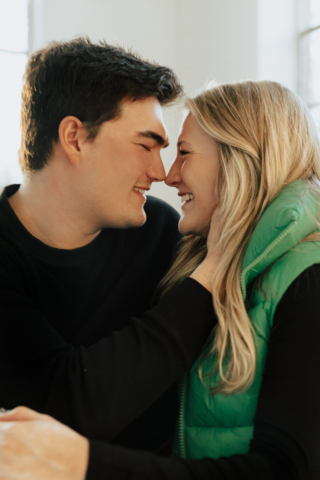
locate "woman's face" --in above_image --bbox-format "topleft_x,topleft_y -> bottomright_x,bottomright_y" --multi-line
165,113 -> 220,237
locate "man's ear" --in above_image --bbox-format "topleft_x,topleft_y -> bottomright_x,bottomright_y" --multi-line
58,116 -> 86,166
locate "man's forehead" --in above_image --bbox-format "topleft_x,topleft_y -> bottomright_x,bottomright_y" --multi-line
122,97 -> 164,121
113,97 -> 169,143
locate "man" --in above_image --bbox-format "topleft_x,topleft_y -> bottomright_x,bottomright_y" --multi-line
0,37 -> 214,456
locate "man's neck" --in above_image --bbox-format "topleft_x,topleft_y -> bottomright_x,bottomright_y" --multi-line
8,173 -> 100,250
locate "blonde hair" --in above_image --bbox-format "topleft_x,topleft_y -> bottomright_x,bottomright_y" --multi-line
156,80 -> 320,395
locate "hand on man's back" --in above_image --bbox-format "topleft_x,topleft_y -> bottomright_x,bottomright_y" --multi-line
0,407 -> 89,480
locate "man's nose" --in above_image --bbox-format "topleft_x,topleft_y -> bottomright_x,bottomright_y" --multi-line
165,158 -> 181,187
147,154 -> 166,183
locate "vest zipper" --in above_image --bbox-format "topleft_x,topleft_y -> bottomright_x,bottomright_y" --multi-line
179,372 -> 187,459
240,221 -> 297,301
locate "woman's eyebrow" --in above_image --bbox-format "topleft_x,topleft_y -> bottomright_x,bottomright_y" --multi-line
136,131 -> 169,148
177,140 -> 192,148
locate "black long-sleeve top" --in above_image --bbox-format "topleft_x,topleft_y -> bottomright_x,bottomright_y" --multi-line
0,185 -> 214,451
86,263 -> 320,479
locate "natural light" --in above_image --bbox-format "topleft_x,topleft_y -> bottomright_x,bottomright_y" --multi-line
308,0 -> 320,28
299,0 -> 320,132
0,0 -> 28,186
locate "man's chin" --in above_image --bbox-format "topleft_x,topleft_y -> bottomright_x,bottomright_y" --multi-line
124,217 -> 146,229
121,209 -> 147,229
98,208 -> 147,230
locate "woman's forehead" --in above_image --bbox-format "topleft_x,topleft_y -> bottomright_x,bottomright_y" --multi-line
177,114 -> 207,143
177,113 -> 194,141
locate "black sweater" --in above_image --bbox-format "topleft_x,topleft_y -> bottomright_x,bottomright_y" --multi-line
0,185 -> 214,451
86,266 -> 320,478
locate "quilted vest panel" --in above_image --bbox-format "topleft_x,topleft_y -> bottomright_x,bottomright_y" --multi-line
174,181 -> 320,459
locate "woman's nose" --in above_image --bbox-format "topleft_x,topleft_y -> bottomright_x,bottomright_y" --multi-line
165,158 -> 181,187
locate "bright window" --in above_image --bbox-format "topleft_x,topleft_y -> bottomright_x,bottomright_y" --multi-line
299,0 -> 320,131
0,0 -> 28,185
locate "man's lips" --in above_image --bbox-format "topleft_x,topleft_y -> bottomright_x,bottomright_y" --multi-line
132,186 -> 150,200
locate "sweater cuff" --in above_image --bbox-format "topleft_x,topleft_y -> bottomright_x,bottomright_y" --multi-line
86,440 -> 107,479
86,440 -> 145,480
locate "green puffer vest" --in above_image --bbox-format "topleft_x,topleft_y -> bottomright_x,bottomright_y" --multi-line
173,180 -> 320,460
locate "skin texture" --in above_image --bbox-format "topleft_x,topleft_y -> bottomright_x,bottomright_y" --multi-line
165,113 -> 220,237
8,97 -> 168,249
0,407 -> 89,480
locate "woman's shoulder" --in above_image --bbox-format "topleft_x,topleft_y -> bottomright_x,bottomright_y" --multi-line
275,262 -> 320,315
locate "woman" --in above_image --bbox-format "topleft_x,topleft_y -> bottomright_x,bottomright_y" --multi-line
160,81 -> 320,477
1,80 -> 320,479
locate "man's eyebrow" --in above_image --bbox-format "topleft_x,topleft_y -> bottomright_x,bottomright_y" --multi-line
137,131 -> 169,148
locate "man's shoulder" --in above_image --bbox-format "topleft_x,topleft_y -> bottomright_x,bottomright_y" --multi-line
0,227 -> 25,265
0,188 -> 30,275
0,229 -> 26,288
144,195 -> 180,231
124,195 -> 181,254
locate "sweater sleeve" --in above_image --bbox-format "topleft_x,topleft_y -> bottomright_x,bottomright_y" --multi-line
0,278 -> 214,441
86,264 -> 320,480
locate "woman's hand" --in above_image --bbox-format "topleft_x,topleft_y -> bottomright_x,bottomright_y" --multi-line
190,208 -> 222,293
0,406 -> 89,480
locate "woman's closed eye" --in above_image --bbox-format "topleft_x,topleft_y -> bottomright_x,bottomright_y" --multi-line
179,150 -> 189,157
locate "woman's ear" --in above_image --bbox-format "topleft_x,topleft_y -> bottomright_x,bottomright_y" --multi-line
58,116 -> 86,166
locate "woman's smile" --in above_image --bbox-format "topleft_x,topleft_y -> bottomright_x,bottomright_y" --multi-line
180,193 -> 194,205
165,113 -> 220,237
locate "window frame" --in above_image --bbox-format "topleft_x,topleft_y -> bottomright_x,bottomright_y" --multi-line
0,0 -> 43,185
297,0 -> 320,124
0,0 -> 30,184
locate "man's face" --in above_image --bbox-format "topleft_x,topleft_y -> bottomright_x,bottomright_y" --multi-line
79,97 -> 168,231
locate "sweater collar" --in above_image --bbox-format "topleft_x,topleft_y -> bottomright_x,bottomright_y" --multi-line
241,180 -> 320,299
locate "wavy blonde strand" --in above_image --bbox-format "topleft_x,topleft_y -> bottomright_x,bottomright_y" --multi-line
156,80 -> 320,394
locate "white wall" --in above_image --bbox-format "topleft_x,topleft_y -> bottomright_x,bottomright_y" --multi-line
175,0 -> 258,95
257,0 -> 298,93
31,0 -> 298,211
42,0 -> 177,67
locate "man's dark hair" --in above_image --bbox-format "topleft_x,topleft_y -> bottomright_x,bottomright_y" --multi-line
20,37 -> 183,172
